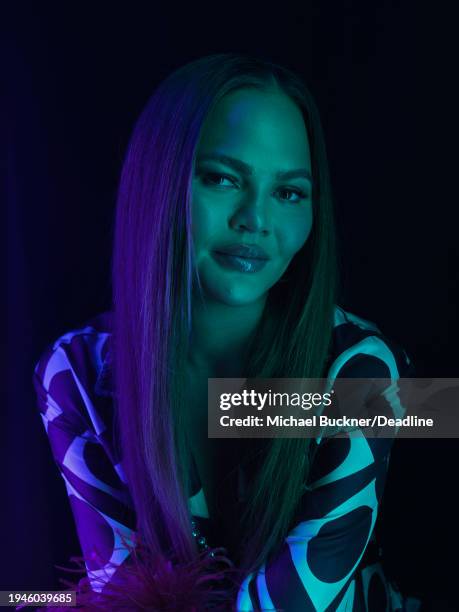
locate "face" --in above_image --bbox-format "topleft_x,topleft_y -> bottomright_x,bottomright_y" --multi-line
191,87 -> 313,307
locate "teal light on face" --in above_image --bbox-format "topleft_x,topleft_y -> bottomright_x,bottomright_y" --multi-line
191,87 -> 314,309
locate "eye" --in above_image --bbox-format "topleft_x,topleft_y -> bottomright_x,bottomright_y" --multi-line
277,187 -> 309,204
200,171 -> 309,204
202,172 -> 238,188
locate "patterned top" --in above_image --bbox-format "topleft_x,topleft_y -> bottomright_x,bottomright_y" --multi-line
32,305 -> 419,611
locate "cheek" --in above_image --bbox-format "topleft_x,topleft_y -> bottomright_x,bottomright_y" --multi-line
278,209 -> 313,258
191,197 -> 221,250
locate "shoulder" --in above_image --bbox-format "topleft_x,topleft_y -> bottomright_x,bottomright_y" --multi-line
33,311 -> 113,385
32,311 -> 114,435
329,304 -> 414,379
304,306 -> 412,476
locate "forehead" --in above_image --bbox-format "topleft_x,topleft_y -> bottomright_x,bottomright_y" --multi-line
196,88 -> 311,168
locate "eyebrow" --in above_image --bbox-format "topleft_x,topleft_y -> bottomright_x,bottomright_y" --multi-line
196,153 -> 313,183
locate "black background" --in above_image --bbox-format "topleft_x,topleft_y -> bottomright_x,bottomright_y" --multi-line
6,2 -> 459,607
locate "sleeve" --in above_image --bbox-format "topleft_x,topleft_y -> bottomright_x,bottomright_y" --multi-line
32,341 -> 137,593
235,338 -> 412,611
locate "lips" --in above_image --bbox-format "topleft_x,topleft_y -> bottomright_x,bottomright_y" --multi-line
214,244 -> 269,260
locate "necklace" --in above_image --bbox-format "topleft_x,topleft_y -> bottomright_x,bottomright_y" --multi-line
190,517 -> 216,557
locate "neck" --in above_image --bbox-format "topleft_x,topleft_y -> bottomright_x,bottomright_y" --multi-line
187,293 -> 267,377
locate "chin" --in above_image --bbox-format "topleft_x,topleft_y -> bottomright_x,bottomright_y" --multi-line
214,289 -> 263,307
202,280 -> 267,307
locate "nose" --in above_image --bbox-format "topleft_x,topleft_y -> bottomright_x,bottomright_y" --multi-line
229,190 -> 271,235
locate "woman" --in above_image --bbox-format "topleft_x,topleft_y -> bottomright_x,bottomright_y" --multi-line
33,53 -> 421,610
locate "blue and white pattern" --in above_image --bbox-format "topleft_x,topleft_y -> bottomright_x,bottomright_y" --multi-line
33,306 -> 421,609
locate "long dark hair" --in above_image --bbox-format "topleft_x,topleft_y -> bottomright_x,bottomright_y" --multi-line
111,52 -> 340,601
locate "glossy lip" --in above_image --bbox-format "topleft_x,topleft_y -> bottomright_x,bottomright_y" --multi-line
212,251 -> 268,273
213,243 -> 270,260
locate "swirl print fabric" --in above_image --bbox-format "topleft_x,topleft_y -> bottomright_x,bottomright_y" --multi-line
32,305 -> 422,611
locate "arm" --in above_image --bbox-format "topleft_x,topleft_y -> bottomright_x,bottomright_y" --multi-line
236,431 -> 391,611
236,340 -> 413,611
32,342 -> 136,593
